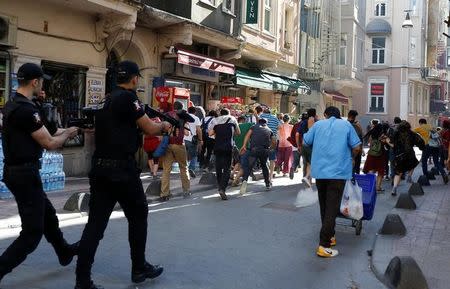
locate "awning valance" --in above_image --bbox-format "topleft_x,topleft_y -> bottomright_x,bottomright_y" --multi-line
324,91 -> 349,104
263,72 -> 310,94
177,49 -> 235,75
366,19 -> 392,35
235,68 -> 274,90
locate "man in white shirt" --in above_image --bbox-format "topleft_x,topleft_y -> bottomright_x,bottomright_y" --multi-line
184,106 -> 203,178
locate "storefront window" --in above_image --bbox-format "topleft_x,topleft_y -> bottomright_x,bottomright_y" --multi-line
42,61 -> 87,146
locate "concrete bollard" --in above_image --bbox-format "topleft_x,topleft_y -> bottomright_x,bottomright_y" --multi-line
379,214 -> 406,236
417,175 -> 430,186
63,192 -> 90,213
145,179 -> 162,196
408,183 -> 424,196
384,256 -> 428,289
199,172 -> 217,185
395,193 -> 417,210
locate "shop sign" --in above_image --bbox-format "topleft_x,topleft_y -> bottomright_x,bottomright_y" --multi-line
245,0 -> 258,24
87,79 -> 104,105
370,83 -> 385,95
177,49 -> 235,75
221,97 -> 243,104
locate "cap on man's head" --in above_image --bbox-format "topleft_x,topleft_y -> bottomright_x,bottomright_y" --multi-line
17,63 -> 51,81
117,60 -> 142,78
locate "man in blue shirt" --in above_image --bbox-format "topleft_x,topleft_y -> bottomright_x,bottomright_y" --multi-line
260,108 -> 279,182
303,106 -> 361,258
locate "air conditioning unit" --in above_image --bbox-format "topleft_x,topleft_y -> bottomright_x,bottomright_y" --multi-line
0,14 -> 18,48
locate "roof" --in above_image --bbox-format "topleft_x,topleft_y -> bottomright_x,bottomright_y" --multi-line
366,19 -> 392,35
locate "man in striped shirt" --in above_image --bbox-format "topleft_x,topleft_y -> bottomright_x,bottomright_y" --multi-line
260,107 -> 279,182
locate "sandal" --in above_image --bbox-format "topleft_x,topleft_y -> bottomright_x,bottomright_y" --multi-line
377,187 -> 385,192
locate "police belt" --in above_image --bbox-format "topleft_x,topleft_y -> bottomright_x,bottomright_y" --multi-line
93,158 -> 135,169
4,161 -> 41,170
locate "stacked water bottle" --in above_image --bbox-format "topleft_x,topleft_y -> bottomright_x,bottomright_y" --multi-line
40,150 -> 66,192
0,141 -> 11,198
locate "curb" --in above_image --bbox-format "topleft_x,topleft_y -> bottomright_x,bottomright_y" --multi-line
0,183 -> 217,230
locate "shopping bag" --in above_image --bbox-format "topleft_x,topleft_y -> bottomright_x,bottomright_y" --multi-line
153,135 -> 170,158
294,186 -> 318,208
340,179 -> 364,220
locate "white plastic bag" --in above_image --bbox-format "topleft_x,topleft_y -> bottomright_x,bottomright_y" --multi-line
340,179 -> 364,220
295,186 -> 318,208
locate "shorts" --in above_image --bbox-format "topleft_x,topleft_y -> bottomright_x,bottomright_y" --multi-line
301,145 -> 312,164
146,151 -> 158,163
268,149 -> 277,161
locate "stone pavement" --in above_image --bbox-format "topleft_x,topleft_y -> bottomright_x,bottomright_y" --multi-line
0,171 -> 216,229
371,172 -> 450,289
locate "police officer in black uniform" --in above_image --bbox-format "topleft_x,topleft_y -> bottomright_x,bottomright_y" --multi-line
74,61 -> 171,289
0,63 -> 79,284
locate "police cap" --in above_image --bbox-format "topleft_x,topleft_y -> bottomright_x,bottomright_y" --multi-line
117,60 -> 142,78
17,63 -> 51,81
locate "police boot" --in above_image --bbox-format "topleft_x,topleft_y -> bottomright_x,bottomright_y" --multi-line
58,241 -> 80,266
131,262 -> 164,283
74,280 -> 104,289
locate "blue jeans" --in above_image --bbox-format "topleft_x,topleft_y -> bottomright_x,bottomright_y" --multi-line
422,145 -> 446,177
185,140 -> 198,171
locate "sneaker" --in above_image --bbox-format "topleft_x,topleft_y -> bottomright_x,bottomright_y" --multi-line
240,181 -> 248,195
231,179 -> 240,187
406,175 -> 412,183
316,246 -> 339,258
74,280 -> 104,289
302,177 -> 312,187
443,174 -> 449,185
183,191 -> 192,198
391,187 -> 397,196
131,262 -> 164,283
189,169 -> 196,178
330,236 -> 336,247
265,182 -> 272,191
219,190 -> 228,200
289,167 -> 295,180
159,195 -> 170,202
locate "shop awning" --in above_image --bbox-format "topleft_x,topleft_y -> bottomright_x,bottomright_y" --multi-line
177,48 -> 235,75
235,68 -> 273,90
262,72 -> 310,94
324,91 -> 349,104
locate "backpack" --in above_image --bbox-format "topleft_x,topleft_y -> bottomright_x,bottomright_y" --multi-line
428,130 -> 442,148
368,138 -> 383,157
287,122 -> 302,147
201,117 -> 213,139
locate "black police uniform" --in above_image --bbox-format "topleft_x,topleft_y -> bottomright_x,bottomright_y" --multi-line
75,87 -> 160,288
0,93 -> 74,280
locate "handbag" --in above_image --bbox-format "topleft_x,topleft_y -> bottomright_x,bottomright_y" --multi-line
153,135 -> 170,158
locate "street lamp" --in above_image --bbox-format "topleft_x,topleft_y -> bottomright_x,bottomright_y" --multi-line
402,12 -> 413,28
400,10 -> 414,120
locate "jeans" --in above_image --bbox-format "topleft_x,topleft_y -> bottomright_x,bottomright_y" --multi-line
0,165 -> 69,278
353,153 -> 362,175
315,179 -> 346,248
243,148 -> 270,185
426,146 -> 447,177
215,150 -> 232,192
292,150 -> 301,171
185,140 -> 198,171
76,165 -> 148,286
200,138 -> 215,169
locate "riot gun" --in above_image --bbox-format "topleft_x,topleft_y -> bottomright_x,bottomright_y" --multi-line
144,105 -> 194,128
67,107 -> 100,129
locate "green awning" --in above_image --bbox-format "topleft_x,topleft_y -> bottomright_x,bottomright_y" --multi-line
235,68 -> 273,90
262,72 -> 310,94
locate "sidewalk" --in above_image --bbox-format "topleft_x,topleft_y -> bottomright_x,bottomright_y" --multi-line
0,171 -> 217,229
371,173 -> 450,289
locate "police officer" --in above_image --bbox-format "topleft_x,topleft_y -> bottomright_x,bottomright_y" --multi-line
0,63 -> 79,284
75,61 -> 171,289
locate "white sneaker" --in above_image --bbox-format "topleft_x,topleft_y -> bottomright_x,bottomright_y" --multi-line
302,177 -> 312,187
239,181 -> 247,195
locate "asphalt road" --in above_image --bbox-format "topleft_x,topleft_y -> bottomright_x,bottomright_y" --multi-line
0,173 -> 400,289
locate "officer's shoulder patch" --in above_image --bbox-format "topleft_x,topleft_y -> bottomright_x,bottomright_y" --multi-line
33,112 -> 42,124
133,100 -> 141,111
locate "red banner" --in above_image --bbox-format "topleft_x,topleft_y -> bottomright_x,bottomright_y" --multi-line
371,83 -> 385,95
221,97 -> 243,104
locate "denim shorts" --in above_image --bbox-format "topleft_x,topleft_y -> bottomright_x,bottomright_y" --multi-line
268,149 -> 277,161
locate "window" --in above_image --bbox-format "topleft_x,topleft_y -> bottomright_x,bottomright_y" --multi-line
372,37 -> 385,64
222,0 -> 234,14
264,0 -> 272,32
284,8 -> 293,49
339,34 -> 347,65
375,3 -> 386,16
369,82 -> 386,113
447,48 -> 450,66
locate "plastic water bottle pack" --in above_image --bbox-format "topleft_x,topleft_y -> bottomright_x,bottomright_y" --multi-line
40,151 -> 66,192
